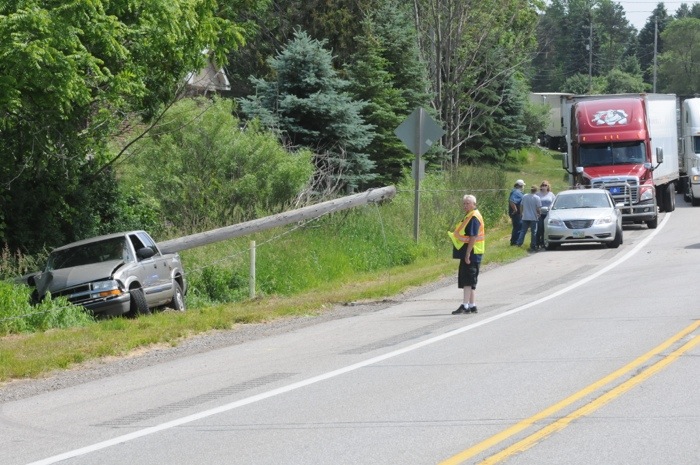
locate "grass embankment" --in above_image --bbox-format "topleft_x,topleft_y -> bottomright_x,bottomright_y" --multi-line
0,147 -> 567,383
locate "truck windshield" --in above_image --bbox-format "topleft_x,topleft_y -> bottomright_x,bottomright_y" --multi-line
46,238 -> 128,271
579,142 -> 645,167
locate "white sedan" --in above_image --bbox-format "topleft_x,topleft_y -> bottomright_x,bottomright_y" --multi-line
543,188 -> 623,250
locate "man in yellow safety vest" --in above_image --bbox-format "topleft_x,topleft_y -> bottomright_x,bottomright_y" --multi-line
447,194 -> 485,314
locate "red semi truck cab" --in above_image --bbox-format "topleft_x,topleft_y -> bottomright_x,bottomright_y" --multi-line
563,94 -> 679,229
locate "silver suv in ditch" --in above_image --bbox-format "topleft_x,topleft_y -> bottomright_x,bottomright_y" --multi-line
27,231 -> 187,317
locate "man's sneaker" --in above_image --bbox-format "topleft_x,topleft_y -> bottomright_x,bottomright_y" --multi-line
452,305 -> 468,315
468,306 -> 478,314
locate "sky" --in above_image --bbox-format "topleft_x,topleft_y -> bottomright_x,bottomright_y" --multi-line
617,0 -> 699,30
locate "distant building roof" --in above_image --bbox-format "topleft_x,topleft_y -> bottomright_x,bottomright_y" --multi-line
185,60 -> 230,93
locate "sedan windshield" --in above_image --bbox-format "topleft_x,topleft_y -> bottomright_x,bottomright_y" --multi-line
47,238 -> 128,271
553,193 -> 611,210
579,142 -> 645,166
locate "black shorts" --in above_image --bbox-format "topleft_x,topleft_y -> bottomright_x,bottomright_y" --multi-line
458,259 -> 480,290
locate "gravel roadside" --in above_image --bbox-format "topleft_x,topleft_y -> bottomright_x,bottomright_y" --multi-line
0,275 -> 457,404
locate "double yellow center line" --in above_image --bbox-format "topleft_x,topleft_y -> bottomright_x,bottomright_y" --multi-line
440,320 -> 700,465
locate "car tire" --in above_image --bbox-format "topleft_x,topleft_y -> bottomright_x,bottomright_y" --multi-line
128,287 -> 150,316
170,281 -> 186,311
544,239 -> 558,250
607,227 -> 622,248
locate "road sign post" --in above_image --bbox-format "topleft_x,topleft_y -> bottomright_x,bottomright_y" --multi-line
394,107 -> 444,242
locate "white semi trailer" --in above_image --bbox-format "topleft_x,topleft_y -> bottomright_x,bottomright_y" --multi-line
529,92 -> 573,150
680,97 -> 700,206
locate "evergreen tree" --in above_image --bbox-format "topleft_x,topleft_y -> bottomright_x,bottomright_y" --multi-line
636,4 -> 671,88
370,0 -> 430,111
532,0 -> 646,93
531,0 -> 569,91
594,0 -> 637,74
462,74 -> 531,165
239,30 -> 375,193
346,25 -> 408,187
345,0 -> 430,186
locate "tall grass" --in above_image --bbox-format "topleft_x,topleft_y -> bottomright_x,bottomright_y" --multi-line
0,281 -> 95,336
0,147 -> 564,380
182,165 -> 507,305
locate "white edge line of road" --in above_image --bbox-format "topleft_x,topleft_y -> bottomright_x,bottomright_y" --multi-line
26,214 -> 670,465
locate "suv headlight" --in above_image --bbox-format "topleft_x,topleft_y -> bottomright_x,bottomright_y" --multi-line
90,280 -> 123,298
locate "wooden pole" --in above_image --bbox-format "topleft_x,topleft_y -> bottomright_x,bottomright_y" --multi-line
157,185 -> 397,254
249,240 -> 256,299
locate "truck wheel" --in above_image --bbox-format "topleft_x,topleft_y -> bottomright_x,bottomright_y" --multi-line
684,178 -> 692,202
128,288 -> 150,316
665,184 -> 676,212
646,217 -> 658,229
170,281 -> 186,311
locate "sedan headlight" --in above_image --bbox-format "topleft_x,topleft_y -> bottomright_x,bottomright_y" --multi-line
90,280 -> 123,298
547,217 -> 564,226
594,215 -> 614,225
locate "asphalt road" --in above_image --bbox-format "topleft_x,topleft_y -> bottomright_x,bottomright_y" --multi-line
2,195 -> 699,465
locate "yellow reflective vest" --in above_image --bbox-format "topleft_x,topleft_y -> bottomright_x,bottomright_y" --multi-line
447,209 -> 485,254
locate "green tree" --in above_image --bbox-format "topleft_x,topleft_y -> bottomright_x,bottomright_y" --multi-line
673,3 -> 700,20
413,0 -> 540,167
462,74 -> 532,164
119,97 -> 314,233
657,18 -> 700,95
531,0 -> 569,91
533,0 -> 642,93
345,0 -> 430,186
346,27 -> 408,186
603,68 -> 647,93
371,0 -> 430,112
0,0 -> 251,253
239,30 -> 375,193
561,73 -> 607,94
224,0 -> 380,99
636,3 -> 671,88
594,0 -> 637,74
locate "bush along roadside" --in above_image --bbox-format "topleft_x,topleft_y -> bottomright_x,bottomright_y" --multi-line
0,281 -> 95,336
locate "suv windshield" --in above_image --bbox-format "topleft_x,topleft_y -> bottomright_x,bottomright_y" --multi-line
47,238 -> 128,271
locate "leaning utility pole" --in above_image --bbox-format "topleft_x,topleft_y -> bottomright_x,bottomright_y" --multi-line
157,186 -> 397,253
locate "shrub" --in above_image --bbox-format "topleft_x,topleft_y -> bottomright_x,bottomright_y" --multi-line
0,281 -> 94,335
118,97 -> 314,236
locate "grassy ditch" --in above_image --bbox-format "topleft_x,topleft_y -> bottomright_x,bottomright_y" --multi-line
0,147 -> 568,383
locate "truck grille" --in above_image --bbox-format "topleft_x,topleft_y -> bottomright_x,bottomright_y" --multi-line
52,284 -> 91,302
591,177 -> 639,205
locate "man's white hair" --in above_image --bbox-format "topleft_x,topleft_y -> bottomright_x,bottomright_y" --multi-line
463,194 -> 477,205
